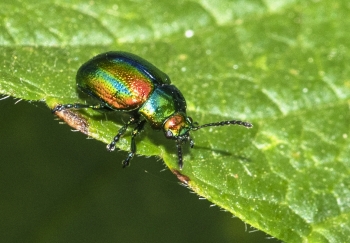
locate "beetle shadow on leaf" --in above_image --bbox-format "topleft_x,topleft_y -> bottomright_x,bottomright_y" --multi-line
189,144 -> 252,163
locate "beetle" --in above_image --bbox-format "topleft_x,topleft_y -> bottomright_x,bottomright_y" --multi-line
53,51 -> 252,169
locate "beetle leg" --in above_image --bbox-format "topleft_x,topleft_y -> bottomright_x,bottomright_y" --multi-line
106,116 -> 140,152
189,136 -> 194,148
52,103 -> 107,113
176,141 -> 184,170
122,120 -> 147,168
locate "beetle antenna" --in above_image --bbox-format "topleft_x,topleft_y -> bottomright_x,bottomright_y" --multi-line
192,120 -> 253,131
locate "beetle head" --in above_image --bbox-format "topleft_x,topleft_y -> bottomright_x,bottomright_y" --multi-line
163,112 -> 193,140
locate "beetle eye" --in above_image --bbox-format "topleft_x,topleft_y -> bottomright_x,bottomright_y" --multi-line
166,130 -> 173,138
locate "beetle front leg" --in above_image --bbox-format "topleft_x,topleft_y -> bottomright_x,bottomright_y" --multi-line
176,141 -> 184,170
122,120 -> 147,168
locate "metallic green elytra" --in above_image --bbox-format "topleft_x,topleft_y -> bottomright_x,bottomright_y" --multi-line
53,51 -> 253,169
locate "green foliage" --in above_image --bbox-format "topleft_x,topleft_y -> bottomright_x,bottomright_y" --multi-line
1,0 -> 350,242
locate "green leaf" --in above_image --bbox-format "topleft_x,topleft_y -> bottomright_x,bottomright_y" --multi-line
1,0 -> 350,242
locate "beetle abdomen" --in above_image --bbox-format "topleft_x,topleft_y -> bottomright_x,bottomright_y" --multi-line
76,52 -> 170,111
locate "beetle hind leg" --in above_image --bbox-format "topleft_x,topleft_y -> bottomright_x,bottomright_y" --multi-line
52,103 -> 106,113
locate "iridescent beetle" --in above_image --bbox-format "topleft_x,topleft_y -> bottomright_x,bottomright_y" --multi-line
53,52 -> 252,169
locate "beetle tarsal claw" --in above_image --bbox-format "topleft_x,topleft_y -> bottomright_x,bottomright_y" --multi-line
106,143 -> 116,152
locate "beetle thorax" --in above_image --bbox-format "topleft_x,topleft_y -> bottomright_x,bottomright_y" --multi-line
138,84 -> 187,130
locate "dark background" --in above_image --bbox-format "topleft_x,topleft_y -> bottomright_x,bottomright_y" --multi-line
0,98 -> 279,243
